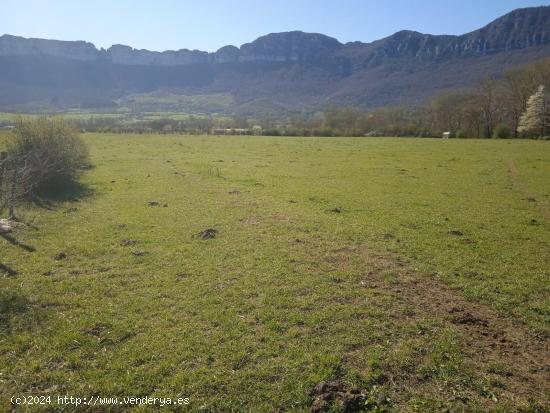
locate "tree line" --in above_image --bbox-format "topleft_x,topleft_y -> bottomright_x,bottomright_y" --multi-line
74,115 -> 250,135
280,58 -> 550,139
4,58 -> 548,139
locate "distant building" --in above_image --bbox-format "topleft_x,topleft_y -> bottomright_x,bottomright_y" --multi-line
211,128 -> 252,135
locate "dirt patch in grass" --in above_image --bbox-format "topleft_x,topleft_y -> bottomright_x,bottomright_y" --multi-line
333,245 -> 549,410
120,239 -> 138,246
450,310 -> 488,327
270,212 -> 291,222
81,323 -> 111,338
239,216 -> 261,226
309,380 -> 365,413
195,228 -> 218,239
54,251 -> 66,260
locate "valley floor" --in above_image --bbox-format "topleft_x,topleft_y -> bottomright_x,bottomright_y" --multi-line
1,135 -> 549,411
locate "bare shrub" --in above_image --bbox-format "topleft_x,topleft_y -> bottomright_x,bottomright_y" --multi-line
0,117 -> 90,217
7,117 -> 89,196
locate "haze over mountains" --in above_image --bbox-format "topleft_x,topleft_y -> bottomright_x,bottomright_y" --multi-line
1,6 -> 549,116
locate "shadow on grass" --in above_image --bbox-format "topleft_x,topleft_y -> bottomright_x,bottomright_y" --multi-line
0,287 -> 59,334
0,233 -> 35,252
0,263 -> 18,276
0,289 -> 30,332
31,180 -> 95,210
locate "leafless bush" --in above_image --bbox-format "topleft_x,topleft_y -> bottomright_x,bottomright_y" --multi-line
0,152 -> 34,218
8,117 -> 89,195
0,117 -> 90,217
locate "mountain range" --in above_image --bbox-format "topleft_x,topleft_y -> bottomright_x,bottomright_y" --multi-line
1,6 -> 550,116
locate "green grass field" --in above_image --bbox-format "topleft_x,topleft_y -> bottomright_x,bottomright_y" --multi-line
1,134 -> 549,412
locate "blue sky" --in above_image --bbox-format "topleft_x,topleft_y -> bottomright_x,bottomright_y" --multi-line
4,0 -> 549,52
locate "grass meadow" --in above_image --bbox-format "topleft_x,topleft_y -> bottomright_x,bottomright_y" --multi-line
1,134 -> 549,412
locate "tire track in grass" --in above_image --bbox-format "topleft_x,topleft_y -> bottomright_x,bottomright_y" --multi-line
332,244 -> 549,410
191,163 -> 550,410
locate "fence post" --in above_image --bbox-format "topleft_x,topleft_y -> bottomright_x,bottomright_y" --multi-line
0,152 -> 7,214
8,164 -> 18,219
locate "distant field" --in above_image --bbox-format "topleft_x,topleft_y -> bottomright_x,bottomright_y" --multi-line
0,111 -> 230,124
1,134 -> 548,411
0,112 -> 126,122
117,92 -> 236,114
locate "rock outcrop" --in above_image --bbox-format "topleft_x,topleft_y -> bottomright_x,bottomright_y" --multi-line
0,6 -> 549,114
